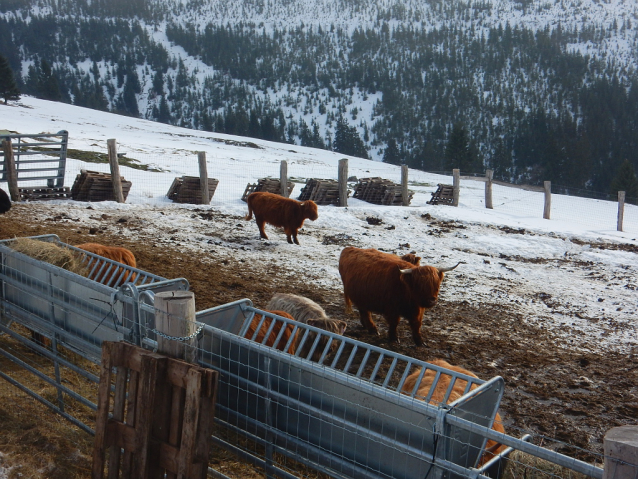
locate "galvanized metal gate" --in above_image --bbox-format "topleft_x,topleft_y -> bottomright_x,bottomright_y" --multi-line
0,130 -> 69,188
0,235 -> 605,479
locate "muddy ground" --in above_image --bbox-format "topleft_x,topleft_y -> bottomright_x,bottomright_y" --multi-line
1,202 -> 637,468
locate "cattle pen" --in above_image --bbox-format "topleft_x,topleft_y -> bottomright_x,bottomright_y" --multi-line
0,235 -> 632,479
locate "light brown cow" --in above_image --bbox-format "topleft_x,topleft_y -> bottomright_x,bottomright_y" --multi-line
245,191 -> 318,245
244,310 -> 299,354
402,359 -> 506,466
338,246 -> 459,346
75,243 -> 137,286
265,293 -> 347,360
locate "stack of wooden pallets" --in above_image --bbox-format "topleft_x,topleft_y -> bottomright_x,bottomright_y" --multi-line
167,176 -> 219,204
352,177 -> 413,206
297,178 -> 343,205
70,169 -> 132,202
19,186 -> 72,201
241,178 -> 294,201
427,184 -> 455,205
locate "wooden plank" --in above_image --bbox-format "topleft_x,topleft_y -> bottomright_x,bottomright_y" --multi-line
120,369 -> 139,478
92,342 -> 115,479
177,369 -> 202,478
107,366 -> 129,479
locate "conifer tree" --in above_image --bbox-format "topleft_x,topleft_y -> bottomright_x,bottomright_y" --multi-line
382,138 -> 401,165
445,123 -> 476,173
610,159 -> 638,204
0,54 -> 20,104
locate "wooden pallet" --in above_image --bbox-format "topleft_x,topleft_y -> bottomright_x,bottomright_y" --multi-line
19,186 -> 72,201
92,341 -> 218,479
297,178 -> 344,205
352,177 -> 413,206
167,176 -> 219,204
71,170 -> 132,202
241,178 -> 294,202
427,183 -> 454,205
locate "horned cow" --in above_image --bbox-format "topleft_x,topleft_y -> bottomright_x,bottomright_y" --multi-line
245,191 -> 318,245
75,243 -> 137,286
338,246 -> 459,346
402,359 -> 506,466
265,293 -> 347,360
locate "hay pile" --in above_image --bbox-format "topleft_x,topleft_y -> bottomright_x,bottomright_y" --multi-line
8,238 -> 88,276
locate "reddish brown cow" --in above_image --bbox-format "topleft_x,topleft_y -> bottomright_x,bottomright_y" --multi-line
338,246 -> 459,346
244,310 -> 299,354
75,243 -> 137,286
402,359 -> 506,466
399,253 -> 421,265
245,191 -> 318,245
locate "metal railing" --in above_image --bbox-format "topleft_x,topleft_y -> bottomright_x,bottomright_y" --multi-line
0,130 -> 68,187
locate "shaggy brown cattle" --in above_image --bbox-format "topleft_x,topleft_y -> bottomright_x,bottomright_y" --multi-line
338,246 -> 459,346
0,188 -> 10,214
402,359 -> 506,466
75,243 -> 137,286
245,191 -> 318,245
399,253 -> 421,265
244,310 -> 299,354
265,293 -> 347,360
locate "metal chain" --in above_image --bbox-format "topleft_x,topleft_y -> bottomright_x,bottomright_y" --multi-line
150,323 -> 204,342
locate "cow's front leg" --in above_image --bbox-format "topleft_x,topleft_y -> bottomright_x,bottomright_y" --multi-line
359,310 -> 378,335
385,315 -> 401,343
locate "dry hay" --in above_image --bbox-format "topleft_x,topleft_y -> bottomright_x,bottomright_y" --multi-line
7,238 -> 88,276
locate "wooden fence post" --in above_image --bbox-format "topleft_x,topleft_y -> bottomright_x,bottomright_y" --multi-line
338,158 -> 348,207
2,139 -> 20,201
280,160 -> 288,197
617,191 -> 625,232
198,151 -> 210,205
603,426 -> 638,479
452,168 -> 460,207
107,139 -> 125,203
401,165 -> 409,206
485,169 -> 494,209
154,291 -> 198,364
543,181 -> 551,219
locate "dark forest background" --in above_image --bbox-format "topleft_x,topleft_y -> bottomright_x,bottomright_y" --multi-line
1,0 -> 637,200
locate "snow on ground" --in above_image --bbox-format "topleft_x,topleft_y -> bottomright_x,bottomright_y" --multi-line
1,97 -> 637,354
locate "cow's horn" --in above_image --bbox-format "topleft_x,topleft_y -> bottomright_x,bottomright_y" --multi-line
399,268 -> 414,274
437,262 -> 462,273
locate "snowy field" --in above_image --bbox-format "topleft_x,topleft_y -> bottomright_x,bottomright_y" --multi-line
2,97 -> 637,355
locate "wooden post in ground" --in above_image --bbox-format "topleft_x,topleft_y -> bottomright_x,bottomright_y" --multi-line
2,139 -> 20,201
107,139 -> 125,203
617,191 -> 625,232
485,169 -> 494,209
280,160 -> 288,197
452,168 -> 460,207
401,165 -> 409,206
338,158 -> 348,207
154,291 -> 198,364
603,426 -> 638,479
543,181 -> 551,220
198,151 -> 210,205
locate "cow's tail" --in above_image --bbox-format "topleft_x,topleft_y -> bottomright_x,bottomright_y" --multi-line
344,294 -> 353,314
245,202 -> 253,220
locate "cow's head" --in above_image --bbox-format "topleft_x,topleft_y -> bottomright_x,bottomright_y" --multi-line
399,262 -> 461,308
301,200 -> 319,221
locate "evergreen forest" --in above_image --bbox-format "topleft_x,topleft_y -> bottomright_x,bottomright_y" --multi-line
1,0 -> 637,199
